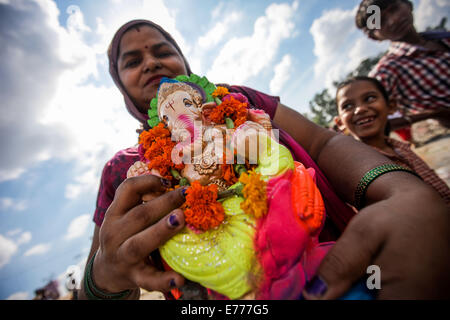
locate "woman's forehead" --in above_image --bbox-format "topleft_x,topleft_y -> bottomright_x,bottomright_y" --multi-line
119,25 -> 168,55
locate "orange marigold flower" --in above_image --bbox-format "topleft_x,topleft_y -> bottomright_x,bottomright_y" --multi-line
138,123 -> 184,180
209,96 -> 248,127
220,153 -> 239,186
139,123 -> 171,148
184,181 -> 225,231
212,86 -> 230,98
221,164 -> 239,186
239,171 -> 268,219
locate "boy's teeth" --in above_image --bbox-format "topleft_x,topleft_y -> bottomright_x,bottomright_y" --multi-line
356,117 -> 374,125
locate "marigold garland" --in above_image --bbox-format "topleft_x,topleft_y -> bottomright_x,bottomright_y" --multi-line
212,86 -> 230,99
184,181 -> 225,231
209,96 -> 248,128
239,171 -> 268,219
138,123 -> 184,180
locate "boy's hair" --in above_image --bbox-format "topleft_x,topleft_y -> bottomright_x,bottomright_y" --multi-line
356,0 -> 413,39
336,76 -> 390,105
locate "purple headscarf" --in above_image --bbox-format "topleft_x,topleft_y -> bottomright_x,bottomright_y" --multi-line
107,20 -> 192,127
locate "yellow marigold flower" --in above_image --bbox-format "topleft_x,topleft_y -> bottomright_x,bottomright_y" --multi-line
239,171 -> 268,219
212,86 -> 230,98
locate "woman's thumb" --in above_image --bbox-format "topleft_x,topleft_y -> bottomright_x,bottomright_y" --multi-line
303,213 -> 382,300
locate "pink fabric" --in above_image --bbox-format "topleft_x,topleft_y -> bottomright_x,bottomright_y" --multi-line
255,169 -> 334,300
279,131 -> 356,234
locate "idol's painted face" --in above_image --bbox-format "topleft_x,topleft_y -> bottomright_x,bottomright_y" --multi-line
159,90 -> 202,134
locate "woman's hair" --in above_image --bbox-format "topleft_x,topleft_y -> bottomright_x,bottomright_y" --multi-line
355,0 -> 413,38
107,20 -> 192,128
336,76 -> 389,105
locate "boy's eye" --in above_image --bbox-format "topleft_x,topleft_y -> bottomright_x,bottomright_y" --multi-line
341,103 -> 353,110
366,95 -> 376,103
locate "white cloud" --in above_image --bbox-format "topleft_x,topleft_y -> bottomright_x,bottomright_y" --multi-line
16,231 -> 32,246
0,234 -> 18,269
6,229 -> 23,237
270,55 -> 293,95
206,1 -> 298,85
65,214 -> 91,240
0,230 -> 32,268
24,243 -> 52,257
414,0 -> 450,31
0,0 -> 139,197
197,12 -> 242,50
7,291 -> 30,300
309,6 -> 388,90
0,197 -> 28,212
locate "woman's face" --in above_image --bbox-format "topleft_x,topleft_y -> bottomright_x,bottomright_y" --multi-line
335,81 -> 393,140
372,1 -> 415,41
117,25 -> 188,113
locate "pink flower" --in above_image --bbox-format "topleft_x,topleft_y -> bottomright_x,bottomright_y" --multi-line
223,93 -> 248,104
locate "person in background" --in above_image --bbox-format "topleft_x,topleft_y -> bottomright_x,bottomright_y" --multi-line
355,0 -> 450,143
335,76 -> 450,205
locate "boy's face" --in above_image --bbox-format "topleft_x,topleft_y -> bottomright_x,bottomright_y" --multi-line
372,1 -> 415,41
335,81 -> 395,140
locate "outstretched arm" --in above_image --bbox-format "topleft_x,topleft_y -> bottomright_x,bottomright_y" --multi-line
274,103 -> 450,299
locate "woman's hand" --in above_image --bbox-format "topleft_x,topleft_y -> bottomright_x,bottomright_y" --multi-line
84,175 -> 187,297
303,173 -> 450,299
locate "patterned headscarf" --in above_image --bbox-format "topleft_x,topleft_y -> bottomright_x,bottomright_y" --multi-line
107,20 -> 192,127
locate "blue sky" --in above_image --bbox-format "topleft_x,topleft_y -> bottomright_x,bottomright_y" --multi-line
0,0 -> 448,300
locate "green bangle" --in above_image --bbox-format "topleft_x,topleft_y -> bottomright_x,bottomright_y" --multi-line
354,164 -> 420,210
84,251 -> 131,300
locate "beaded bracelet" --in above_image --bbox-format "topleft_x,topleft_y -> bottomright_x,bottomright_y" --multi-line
354,164 -> 420,210
84,251 -> 131,300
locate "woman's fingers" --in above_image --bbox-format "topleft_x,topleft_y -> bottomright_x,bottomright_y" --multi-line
119,187 -> 186,236
303,209 -> 385,300
108,175 -> 169,216
118,209 -> 185,262
132,263 -> 185,293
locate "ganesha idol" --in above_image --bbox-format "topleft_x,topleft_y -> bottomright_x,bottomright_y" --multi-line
127,74 -> 334,300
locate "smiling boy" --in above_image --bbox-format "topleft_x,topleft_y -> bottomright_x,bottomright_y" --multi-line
334,76 -> 450,205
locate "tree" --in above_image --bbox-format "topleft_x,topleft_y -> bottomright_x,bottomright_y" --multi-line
308,89 -> 337,127
426,17 -> 447,31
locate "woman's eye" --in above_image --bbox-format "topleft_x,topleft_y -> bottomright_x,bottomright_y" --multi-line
158,51 -> 173,58
366,96 -> 376,103
125,59 -> 140,68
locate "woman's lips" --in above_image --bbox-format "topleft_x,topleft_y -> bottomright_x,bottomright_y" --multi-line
144,75 -> 165,87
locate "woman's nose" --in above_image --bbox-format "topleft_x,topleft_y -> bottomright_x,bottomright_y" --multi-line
143,55 -> 161,72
